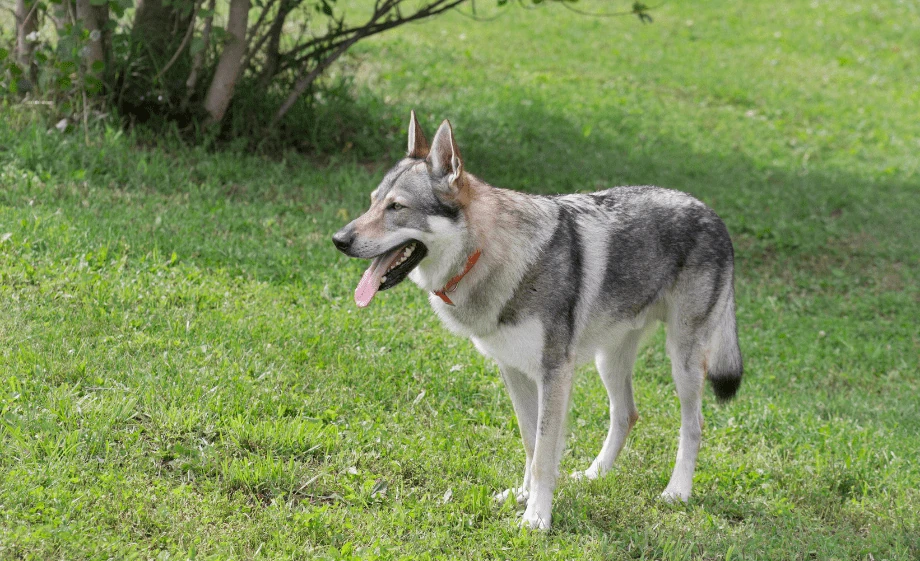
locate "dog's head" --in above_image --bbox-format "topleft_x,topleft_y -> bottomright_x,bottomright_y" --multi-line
333,111 -> 471,307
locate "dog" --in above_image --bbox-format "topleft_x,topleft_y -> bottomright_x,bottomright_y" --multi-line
332,111 -> 743,530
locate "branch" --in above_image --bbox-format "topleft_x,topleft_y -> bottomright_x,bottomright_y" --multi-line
455,0 -> 509,22
279,0 -> 412,66
242,0 -> 299,75
272,0 -> 409,123
246,0 -> 279,42
17,0 -> 40,38
155,0 -> 201,81
560,0 -> 660,21
280,0 -> 468,73
271,35 -> 361,125
183,0 -> 215,107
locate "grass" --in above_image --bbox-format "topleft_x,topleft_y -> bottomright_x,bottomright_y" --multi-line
1,0 -> 919,558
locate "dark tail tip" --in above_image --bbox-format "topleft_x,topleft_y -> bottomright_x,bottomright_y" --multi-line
709,367 -> 743,402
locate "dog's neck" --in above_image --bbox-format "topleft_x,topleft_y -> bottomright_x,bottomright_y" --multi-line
411,175 -> 557,335
432,249 -> 482,305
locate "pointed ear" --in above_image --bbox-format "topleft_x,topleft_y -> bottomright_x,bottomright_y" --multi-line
407,110 -> 429,158
428,119 -> 463,186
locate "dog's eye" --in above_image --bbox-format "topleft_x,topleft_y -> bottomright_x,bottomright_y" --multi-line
388,202 -> 405,211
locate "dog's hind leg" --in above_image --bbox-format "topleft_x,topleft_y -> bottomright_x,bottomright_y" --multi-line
494,365 -> 538,505
661,310 -> 706,503
573,329 -> 642,481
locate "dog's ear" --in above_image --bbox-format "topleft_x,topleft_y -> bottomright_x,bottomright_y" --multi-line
428,119 -> 463,188
407,110 -> 429,158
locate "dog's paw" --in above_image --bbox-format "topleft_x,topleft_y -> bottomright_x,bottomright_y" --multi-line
519,507 -> 551,531
494,487 -> 529,505
660,488 -> 690,504
570,463 -> 603,481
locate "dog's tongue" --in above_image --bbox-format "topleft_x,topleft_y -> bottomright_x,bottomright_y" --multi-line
354,248 -> 400,307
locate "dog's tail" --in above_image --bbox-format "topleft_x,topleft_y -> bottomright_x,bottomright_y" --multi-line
707,285 -> 743,402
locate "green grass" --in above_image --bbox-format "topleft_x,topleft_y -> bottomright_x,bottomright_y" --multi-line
2,0 -> 919,558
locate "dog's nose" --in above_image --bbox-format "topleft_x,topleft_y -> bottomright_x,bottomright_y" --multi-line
332,228 -> 355,253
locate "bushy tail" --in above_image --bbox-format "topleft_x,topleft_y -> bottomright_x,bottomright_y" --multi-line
707,288 -> 743,402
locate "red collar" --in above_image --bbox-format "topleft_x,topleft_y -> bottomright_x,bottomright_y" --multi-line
433,249 -> 482,306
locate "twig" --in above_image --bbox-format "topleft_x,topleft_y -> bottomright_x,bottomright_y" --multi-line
183,0 -> 215,107
456,0 -> 508,22
241,0 -> 290,75
82,86 -> 90,145
17,0 -> 40,39
560,1 -> 662,20
155,0 -> 201,81
271,35 -> 361,125
280,0 -> 468,72
246,0 -> 279,43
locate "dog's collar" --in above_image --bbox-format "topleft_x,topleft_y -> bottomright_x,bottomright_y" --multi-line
433,249 -> 482,306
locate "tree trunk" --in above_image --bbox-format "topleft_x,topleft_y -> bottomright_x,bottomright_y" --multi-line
15,0 -> 38,72
257,0 -> 293,89
76,0 -> 105,74
202,0 -> 250,124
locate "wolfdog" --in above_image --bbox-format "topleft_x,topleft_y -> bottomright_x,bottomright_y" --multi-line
332,112 -> 743,530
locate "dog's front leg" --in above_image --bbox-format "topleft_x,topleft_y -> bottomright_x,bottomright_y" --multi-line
521,361 -> 574,531
495,365 -> 538,505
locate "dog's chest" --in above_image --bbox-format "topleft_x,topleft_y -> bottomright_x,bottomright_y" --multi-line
470,316 -> 545,377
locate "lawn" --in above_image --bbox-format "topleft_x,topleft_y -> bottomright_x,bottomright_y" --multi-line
1,0 -> 919,558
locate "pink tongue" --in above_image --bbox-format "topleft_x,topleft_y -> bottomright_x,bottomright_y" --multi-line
354,264 -> 381,308
354,251 -> 397,307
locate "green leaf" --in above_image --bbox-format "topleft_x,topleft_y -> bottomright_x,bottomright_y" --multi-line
199,8 -> 214,18
91,60 -> 105,73
85,75 -> 103,94
90,0 -> 107,5
190,37 -> 206,56
0,48 -> 8,62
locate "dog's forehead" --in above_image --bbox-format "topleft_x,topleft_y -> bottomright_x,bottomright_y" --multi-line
372,159 -> 429,201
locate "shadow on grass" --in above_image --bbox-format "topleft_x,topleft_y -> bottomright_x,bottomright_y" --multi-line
3,98 -> 916,290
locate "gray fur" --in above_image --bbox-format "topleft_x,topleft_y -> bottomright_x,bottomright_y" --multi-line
333,114 -> 743,530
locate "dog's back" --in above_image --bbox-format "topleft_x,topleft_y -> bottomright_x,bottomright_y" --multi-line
479,185 -> 742,399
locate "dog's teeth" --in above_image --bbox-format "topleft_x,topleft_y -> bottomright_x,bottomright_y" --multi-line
380,275 -> 387,283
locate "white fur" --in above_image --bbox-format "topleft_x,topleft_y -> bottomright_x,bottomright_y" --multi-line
409,216 -> 468,293
471,316 -> 545,381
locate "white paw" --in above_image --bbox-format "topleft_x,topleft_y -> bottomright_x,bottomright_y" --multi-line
519,507 -> 551,531
571,463 -> 602,481
660,488 -> 690,503
493,487 -> 529,505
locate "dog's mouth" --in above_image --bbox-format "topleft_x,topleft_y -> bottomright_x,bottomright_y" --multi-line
354,240 -> 428,307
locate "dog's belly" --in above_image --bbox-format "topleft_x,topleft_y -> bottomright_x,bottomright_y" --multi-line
470,309 -> 661,376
